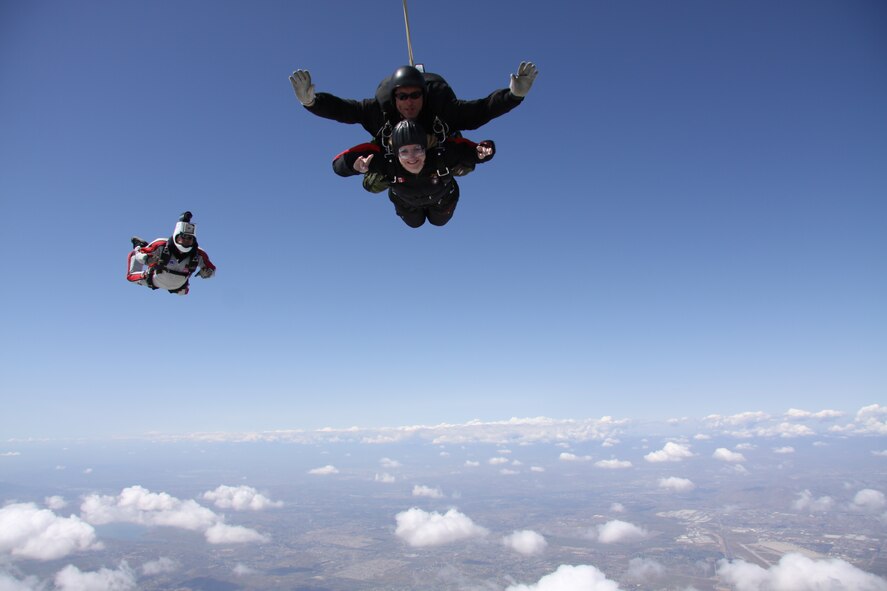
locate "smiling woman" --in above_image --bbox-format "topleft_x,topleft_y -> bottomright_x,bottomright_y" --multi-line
333,119 -> 497,228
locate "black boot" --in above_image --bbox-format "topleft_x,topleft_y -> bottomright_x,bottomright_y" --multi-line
131,236 -> 148,248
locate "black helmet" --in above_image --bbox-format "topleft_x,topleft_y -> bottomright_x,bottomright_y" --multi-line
390,66 -> 426,93
391,120 -> 427,150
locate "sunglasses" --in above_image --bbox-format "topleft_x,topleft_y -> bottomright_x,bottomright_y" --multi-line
395,90 -> 422,101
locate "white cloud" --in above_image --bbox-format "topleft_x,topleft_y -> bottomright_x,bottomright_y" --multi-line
853,404 -> 887,435
771,422 -> 816,438
0,452 -> 21,457
412,485 -> 444,499
625,557 -> 665,583
81,486 -> 217,531
380,457 -> 401,468
717,553 -> 887,591
610,503 -> 625,513
785,408 -> 844,420
644,442 -> 693,463
464,460 -> 480,467
593,520 -> 648,544
713,448 -> 746,463
531,466 -> 545,472
308,465 -> 338,475
705,411 -> 770,427
394,508 -> 488,547
141,557 -> 178,576
232,563 -> 255,576
375,472 -> 396,483
45,496 -> 67,510
500,468 -> 519,475
735,443 -> 756,451
773,446 -> 794,454
872,450 -> 887,457
202,485 -> 282,511
792,490 -> 834,512
703,411 -> 822,438
0,503 -> 101,561
54,562 -> 137,591
145,407 -> 887,445
489,457 -> 510,465
659,477 -> 696,492
80,485 -> 265,545
594,459 -> 632,469
502,530 -> 547,555
0,571 -> 41,591
205,522 -> 268,544
852,489 -> 886,512
559,452 -> 592,462
505,564 -> 624,591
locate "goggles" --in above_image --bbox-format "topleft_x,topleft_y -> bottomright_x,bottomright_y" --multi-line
397,146 -> 425,158
395,90 -> 422,101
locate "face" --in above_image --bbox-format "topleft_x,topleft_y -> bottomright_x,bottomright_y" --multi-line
397,144 -> 426,174
394,86 -> 423,120
175,234 -> 195,248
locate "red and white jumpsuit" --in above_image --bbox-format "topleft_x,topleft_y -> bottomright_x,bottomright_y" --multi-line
126,239 -> 216,295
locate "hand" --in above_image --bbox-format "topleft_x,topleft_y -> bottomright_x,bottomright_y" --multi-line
198,267 -> 214,279
509,61 -> 538,98
289,69 -> 316,106
354,154 -> 374,173
477,141 -> 494,160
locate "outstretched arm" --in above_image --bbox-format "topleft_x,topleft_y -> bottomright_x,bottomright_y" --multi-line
332,143 -> 384,177
434,62 -> 539,131
196,249 -> 216,278
289,68 -> 379,128
446,138 -> 496,168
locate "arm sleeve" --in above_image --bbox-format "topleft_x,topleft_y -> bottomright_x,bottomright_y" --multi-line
137,239 -> 167,264
306,93 -> 379,128
446,138 -> 496,167
332,143 -> 383,177
436,89 -> 523,131
197,249 -> 216,271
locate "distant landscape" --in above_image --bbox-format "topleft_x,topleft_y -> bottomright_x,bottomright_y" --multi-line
2,410 -> 886,590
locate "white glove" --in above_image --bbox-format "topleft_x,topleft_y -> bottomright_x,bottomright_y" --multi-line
137,251 -> 160,265
289,69 -> 316,106
509,61 -> 538,98
198,267 -> 215,279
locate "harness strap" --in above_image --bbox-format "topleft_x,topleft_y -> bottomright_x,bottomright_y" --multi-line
144,267 -> 159,290
431,116 -> 450,177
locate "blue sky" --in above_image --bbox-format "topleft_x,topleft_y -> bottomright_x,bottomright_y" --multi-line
1,0 -> 884,439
